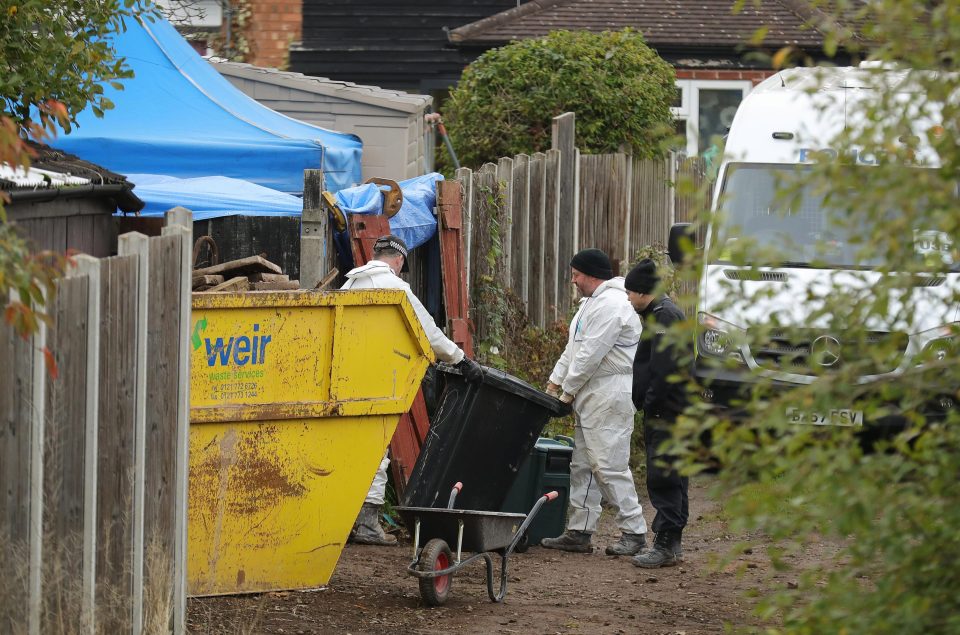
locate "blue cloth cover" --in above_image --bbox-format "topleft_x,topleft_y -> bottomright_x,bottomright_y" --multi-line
124,174 -> 303,221
334,173 -> 444,249
53,15 -> 362,195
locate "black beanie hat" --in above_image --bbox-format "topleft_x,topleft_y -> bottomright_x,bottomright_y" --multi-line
625,258 -> 660,294
570,248 -> 614,280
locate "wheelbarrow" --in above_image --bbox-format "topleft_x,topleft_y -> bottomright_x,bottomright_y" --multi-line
396,482 -> 558,606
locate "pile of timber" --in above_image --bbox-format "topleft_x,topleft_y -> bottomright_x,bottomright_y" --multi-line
192,255 -> 300,292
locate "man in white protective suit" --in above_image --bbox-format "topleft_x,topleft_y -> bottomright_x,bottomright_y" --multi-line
541,248 -> 648,556
341,234 -> 484,545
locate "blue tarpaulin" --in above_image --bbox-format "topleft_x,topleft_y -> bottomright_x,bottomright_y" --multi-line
331,173 -> 444,273
125,174 -> 303,221
335,173 -> 444,249
53,15 -> 362,194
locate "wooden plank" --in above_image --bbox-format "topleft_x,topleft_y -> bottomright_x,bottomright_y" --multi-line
191,274 -> 224,288
436,180 -> 472,357
496,157 -> 513,290
118,233 -> 150,635
544,150 -> 561,324
96,255 -> 139,633
141,234 -> 181,635
552,113 -> 577,316
510,154 -> 530,306
161,214 -> 191,635
0,300 -> 34,632
207,276 -> 250,292
68,255 -> 101,634
528,153 -> 546,327
42,275 -> 89,633
248,272 -> 289,282
300,169 -> 327,289
192,255 -> 282,278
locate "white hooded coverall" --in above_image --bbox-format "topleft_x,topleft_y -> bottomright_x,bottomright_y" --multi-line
549,276 -> 647,535
341,260 -> 465,504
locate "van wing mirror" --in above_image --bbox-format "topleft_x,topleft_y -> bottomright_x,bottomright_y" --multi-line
668,223 -> 694,265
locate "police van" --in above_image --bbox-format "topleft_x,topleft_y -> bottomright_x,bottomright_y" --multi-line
669,65 -> 958,428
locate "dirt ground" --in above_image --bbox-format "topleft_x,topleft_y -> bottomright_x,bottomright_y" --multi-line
188,475 -> 837,635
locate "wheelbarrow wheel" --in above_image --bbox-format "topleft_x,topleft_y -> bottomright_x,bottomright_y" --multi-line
418,538 -> 454,606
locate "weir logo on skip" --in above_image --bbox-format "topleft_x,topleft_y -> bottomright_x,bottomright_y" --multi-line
194,320 -> 273,367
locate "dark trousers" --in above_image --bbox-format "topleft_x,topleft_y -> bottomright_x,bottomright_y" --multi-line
644,417 -> 689,534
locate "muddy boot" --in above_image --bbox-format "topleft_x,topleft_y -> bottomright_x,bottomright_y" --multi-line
541,530 -> 593,553
632,530 -> 678,568
349,503 -> 397,546
605,532 -> 646,556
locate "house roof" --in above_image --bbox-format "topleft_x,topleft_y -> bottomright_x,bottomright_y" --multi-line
448,0 -> 844,50
2,142 -> 143,212
213,61 -> 433,114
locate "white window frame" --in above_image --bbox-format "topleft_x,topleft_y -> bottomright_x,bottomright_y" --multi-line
674,79 -> 753,156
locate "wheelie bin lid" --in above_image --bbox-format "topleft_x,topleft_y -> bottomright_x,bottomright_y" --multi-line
438,363 -> 570,417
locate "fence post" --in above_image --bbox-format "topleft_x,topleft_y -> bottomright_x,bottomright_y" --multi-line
69,256 -> 101,634
162,209 -> 192,635
301,170 -> 327,289
552,113 -> 577,315
455,167 -> 473,293
117,233 -> 150,635
28,307 -> 47,635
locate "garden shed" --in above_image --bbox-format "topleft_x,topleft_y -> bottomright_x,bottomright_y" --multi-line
214,61 -> 434,182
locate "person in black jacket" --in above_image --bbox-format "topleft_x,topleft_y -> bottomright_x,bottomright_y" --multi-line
624,258 -> 690,568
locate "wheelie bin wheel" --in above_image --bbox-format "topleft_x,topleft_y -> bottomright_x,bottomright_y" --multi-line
418,538 -> 454,606
513,531 -> 530,554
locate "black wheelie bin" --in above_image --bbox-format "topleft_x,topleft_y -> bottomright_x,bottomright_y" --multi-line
402,363 -> 569,511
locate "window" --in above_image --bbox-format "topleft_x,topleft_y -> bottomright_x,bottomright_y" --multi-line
673,80 -> 752,156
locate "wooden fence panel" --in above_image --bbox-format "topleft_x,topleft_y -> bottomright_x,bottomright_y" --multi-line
578,153 -> 633,273
629,157 -> 673,256
41,276 -> 90,632
95,254 -> 139,633
470,163 -> 500,342
528,153 -> 546,327
510,154 -> 530,305
0,317 -> 35,632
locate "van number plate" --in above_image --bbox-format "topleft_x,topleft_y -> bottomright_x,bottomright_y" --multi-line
786,407 -> 863,427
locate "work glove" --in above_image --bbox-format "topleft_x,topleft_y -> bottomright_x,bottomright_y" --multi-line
545,382 -> 560,398
559,393 -> 574,404
456,357 -> 484,383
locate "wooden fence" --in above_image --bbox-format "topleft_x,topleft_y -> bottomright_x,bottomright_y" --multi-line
456,113 -> 707,335
1,209 -> 192,635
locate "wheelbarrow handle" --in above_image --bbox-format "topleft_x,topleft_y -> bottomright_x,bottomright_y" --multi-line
447,481 -> 463,510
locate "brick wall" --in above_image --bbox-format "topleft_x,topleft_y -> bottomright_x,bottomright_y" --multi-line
245,0 -> 302,69
675,69 -> 774,86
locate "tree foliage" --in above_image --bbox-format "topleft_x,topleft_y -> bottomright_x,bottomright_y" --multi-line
662,2 -> 960,633
1,0 -> 155,338
443,29 -> 675,169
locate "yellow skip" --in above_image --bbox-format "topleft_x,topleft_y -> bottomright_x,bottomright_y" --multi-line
188,290 -> 434,595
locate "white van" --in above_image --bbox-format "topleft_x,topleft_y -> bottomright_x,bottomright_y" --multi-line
668,65 -> 958,427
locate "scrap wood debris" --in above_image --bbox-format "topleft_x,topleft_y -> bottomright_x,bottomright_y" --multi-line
192,252 -> 300,292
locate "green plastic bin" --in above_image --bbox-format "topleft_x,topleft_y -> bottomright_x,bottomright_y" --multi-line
501,437 -> 573,546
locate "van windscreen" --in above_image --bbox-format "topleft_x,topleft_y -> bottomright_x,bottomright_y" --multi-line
712,163 -> 956,269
